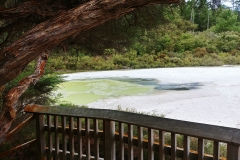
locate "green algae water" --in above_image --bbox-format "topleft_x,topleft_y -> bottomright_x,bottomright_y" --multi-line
56,78 -> 156,105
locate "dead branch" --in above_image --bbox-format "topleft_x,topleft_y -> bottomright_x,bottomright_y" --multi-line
0,115 -> 35,145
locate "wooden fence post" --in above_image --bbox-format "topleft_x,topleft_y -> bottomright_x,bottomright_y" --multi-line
184,135 -> 190,160
198,138 -> 204,160
104,120 -> 115,160
36,114 -> 46,160
213,141 -> 219,160
171,132 -> 177,160
227,143 -> 240,160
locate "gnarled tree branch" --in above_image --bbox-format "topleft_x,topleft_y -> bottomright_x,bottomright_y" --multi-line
0,51 -> 49,143
0,0 -> 179,87
0,1 -> 67,19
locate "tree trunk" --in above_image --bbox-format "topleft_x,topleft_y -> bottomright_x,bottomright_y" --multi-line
0,52 -> 49,143
0,0 -> 178,87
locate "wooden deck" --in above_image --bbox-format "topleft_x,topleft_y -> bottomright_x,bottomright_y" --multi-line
23,104 -> 240,160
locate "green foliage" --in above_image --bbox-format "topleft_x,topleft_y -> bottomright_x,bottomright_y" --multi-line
211,9 -> 240,33
19,74 -> 65,105
43,4 -> 240,71
0,62 -> 65,112
58,102 -> 88,108
165,134 -> 227,157
48,31 -> 240,71
117,105 -> 165,117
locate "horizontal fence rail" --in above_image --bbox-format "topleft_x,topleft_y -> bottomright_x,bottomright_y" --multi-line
24,104 -> 240,160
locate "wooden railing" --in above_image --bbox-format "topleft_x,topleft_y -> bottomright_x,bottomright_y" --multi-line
24,104 -> 240,160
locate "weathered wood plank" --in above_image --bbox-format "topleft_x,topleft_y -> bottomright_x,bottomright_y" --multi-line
184,135 -> 190,160
213,141 -> 219,160
198,138 -> 204,160
119,122 -> 124,160
227,143 -> 240,160
104,120 -> 115,160
36,114 -> 46,160
69,117 -> 74,160
42,125 -> 227,160
148,128 -> 154,160
54,115 -> 59,159
24,105 -> 240,145
159,130 -> 165,160
128,124 -> 133,160
85,118 -> 90,160
77,118 -> 82,160
61,116 -> 67,159
93,119 -> 99,160
47,115 -> 53,159
138,126 -> 143,160
171,132 -> 176,160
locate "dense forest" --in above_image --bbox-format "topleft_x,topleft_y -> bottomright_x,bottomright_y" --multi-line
1,0 -> 240,158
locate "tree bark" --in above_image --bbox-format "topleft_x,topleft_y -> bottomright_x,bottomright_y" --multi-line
0,0 -> 178,87
0,51 -> 49,143
0,1 -> 67,19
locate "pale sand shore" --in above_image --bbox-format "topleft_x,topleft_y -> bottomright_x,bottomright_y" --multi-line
64,66 -> 240,129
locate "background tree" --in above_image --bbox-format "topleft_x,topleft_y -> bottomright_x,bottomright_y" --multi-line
179,0 -> 217,31
211,8 -> 240,32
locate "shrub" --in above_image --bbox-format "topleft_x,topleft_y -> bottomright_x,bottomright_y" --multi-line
193,47 -> 208,58
113,54 -> 131,66
198,56 -> 224,66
